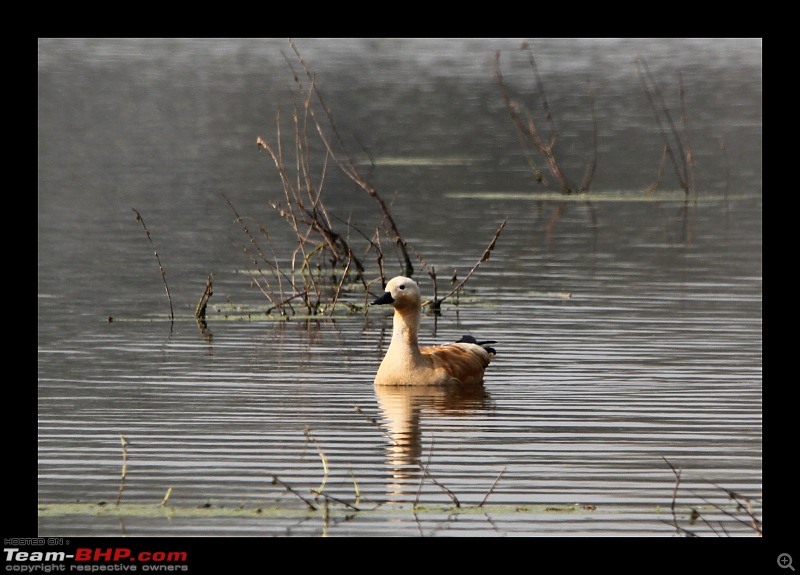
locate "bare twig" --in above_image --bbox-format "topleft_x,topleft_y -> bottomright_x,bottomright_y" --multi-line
579,79 -> 598,192
287,39 -> 414,277
132,209 -> 173,322
223,193 -> 292,312
693,481 -> 763,537
432,219 -> 507,309
194,274 -> 214,320
662,456 -> 687,535
479,467 -> 507,507
272,476 -> 317,511
314,492 -> 361,512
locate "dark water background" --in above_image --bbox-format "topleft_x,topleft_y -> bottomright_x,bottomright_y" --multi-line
38,38 -> 761,538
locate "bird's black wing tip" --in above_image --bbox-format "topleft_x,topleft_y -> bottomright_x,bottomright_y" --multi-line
456,335 -> 497,355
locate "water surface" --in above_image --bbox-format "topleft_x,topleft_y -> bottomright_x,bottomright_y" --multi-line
38,38 -> 762,538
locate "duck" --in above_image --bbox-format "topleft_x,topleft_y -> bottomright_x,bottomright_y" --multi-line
371,276 -> 496,386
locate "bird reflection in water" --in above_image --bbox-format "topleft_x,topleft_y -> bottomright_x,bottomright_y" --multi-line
374,383 -> 492,501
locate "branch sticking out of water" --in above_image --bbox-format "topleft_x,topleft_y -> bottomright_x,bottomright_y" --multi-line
132,209 -> 173,322
430,218 -> 507,311
272,476 -> 317,511
115,434 -> 129,506
415,435 -> 460,509
635,57 -> 695,196
662,457 -> 762,537
161,487 -> 173,508
494,49 -> 596,194
663,456 -> 686,535
479,467 -> 508,507
194,274 -> 214,320
287,39 -> 414,278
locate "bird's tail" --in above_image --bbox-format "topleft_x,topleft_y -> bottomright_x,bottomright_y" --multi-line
457,335 -> 497,356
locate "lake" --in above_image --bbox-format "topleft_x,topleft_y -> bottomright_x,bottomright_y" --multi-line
37,38 -> 762,542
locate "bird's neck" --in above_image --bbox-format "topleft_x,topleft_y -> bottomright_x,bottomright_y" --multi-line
392,307 -> 421,351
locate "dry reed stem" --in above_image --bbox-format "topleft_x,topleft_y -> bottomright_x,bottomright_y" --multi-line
350,470 -> 361,507
115,434 -> 129,506
161,487 -> 173,507
304,426 -> 329,495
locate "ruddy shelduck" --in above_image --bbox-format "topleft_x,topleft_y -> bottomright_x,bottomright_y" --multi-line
371,276 -> 496,386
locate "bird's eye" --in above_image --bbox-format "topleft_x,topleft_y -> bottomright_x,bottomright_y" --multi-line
399,284 -> 405,290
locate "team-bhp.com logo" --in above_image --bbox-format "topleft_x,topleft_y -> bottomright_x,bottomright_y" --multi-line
4,540 -> 188,572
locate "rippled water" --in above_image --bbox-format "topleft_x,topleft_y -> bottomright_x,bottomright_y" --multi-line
37,39 -> 762,538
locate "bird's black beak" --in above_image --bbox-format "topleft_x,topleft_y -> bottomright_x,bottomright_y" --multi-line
371,292 -> 395,305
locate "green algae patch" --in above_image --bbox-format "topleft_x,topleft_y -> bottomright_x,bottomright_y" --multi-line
372,156 -> 485,166
37,501 -> 599,520
444,190 -> 757,203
